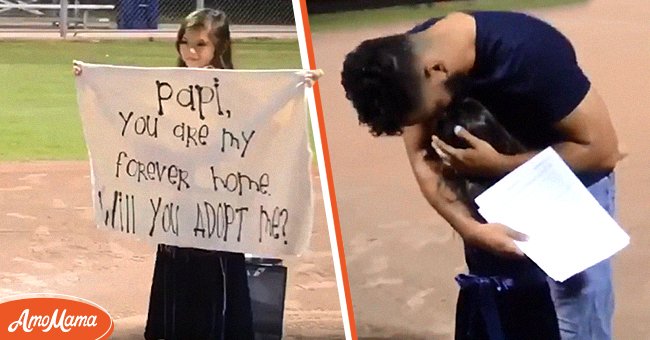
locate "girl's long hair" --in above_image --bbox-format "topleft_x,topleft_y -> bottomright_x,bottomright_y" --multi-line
176,9 -> 233,69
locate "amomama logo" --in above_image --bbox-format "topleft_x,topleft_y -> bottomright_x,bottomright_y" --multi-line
0,294 -> 113,339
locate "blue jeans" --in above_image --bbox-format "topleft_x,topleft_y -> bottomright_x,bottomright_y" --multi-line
547,172 -> 616,340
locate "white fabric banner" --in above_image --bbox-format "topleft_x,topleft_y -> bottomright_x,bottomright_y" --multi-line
75,62 -> 313,256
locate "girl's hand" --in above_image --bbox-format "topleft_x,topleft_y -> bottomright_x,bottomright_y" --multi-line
73,64 -> 82,76
302,69 -> 324,88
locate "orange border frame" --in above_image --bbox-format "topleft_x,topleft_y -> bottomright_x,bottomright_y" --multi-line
297,1 -> 358,339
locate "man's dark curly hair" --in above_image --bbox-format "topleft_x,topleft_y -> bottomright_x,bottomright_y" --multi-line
341,34 -> 422,136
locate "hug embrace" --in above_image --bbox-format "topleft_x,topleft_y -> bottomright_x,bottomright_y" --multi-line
341,10 -> 622,340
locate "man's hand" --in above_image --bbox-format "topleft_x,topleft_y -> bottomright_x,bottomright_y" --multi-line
431,126 -> 508,177
463,222 -> 528,258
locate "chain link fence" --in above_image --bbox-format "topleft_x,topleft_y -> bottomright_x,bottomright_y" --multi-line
0,0 -> 295,32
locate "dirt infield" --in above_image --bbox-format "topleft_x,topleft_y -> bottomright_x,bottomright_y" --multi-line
0,161 -> 344,338
312,0 -> 650,338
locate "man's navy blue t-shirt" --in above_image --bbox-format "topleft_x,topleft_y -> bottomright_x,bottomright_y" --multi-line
409,11 -> 591,149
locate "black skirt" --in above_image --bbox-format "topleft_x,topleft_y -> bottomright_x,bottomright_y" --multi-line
144,245 -> 254,340
454,246 -> 560,340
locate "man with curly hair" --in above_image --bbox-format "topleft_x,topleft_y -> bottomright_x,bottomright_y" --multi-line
341,11 -> 621,340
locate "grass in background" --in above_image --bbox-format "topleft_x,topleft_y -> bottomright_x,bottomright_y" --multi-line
309,0 -> 587,31
0,39 -> 301,161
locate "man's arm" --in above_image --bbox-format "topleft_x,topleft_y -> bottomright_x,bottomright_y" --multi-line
403,122 -> 526,258
433,86 -> 622,176
551,87 -> 621,171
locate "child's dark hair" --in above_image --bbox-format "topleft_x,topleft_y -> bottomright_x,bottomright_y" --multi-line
176,8 -> 233,69
435,98 -> 526,208
438,98 -> 525,158
341,34 -> 422,136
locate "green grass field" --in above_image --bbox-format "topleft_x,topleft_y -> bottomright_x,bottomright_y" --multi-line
309,0 -> 586,31
0,39 -> 301,161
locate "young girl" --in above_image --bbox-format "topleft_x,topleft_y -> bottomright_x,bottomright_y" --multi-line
74,8 -> 322,339
143,9 -> 254,340
148,8 -> 323,339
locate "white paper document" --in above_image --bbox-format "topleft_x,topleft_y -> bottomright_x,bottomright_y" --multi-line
475,147 -> 629,282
